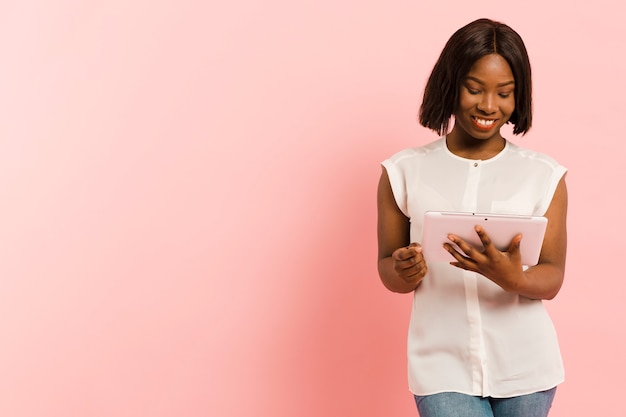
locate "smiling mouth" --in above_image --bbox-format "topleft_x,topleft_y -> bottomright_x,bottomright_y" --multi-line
472,116 -> 497,130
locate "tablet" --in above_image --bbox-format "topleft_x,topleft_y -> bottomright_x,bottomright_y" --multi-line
421,211 -> 548,266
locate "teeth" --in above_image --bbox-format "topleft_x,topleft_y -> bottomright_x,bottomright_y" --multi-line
474,117 -> 495,126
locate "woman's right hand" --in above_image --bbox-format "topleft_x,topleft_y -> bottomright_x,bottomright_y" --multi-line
392,243 -> 428,286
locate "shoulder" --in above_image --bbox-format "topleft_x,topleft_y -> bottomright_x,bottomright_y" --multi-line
383,137 -> 445,165
505,141 -> 566,171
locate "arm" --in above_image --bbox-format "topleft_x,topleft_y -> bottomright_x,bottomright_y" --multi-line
377,167 -> 428,293
445,176 -> 568,300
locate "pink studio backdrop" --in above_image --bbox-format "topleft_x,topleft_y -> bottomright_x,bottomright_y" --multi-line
0,1 -> 623,416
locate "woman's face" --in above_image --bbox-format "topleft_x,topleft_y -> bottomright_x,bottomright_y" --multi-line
453,53 -> 516,142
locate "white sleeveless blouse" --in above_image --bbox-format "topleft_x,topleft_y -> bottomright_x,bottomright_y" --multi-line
382,137 -> 566,398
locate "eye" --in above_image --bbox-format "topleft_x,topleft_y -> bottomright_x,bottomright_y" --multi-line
498,92 -> 513,98
466,86 -> 480,95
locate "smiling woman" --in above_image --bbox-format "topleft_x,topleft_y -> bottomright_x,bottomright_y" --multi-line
377,18 -> 567,417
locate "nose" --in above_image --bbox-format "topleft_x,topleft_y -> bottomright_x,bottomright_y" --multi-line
477,94 -> 496,114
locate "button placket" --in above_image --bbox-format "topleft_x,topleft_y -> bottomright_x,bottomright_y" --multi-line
461,161 -> 481,212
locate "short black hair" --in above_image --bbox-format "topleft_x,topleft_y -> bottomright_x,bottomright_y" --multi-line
418,18 -> 533,136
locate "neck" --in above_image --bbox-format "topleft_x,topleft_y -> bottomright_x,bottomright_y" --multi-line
445,129 -> 506,160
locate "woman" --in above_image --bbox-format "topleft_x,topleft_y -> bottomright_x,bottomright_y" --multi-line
377,18 -> 567,417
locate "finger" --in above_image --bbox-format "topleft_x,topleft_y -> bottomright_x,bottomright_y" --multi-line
395,243 -> 422,261
444,242 -> 473,263
444,244 -> 478,273
474,225 -> 492,246
507,233 -> 523,262
400,259 -> 428,281
393,248 -> 412,261
449,261 -> 473,271
396,252 -> 427,271
408,242 -> 423,252
447,234 -> 480,259
474,225 -> 499,257
395,249 -> 425,269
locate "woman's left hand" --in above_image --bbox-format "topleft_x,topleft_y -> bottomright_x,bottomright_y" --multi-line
444,225 -> 525,292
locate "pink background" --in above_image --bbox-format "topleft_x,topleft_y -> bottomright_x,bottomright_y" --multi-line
0,1 -> 623,416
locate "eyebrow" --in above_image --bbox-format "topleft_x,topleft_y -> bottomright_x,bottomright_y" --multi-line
465,76 -> 515,87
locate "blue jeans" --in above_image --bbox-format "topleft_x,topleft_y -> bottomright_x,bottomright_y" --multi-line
414,388 -> 556,417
